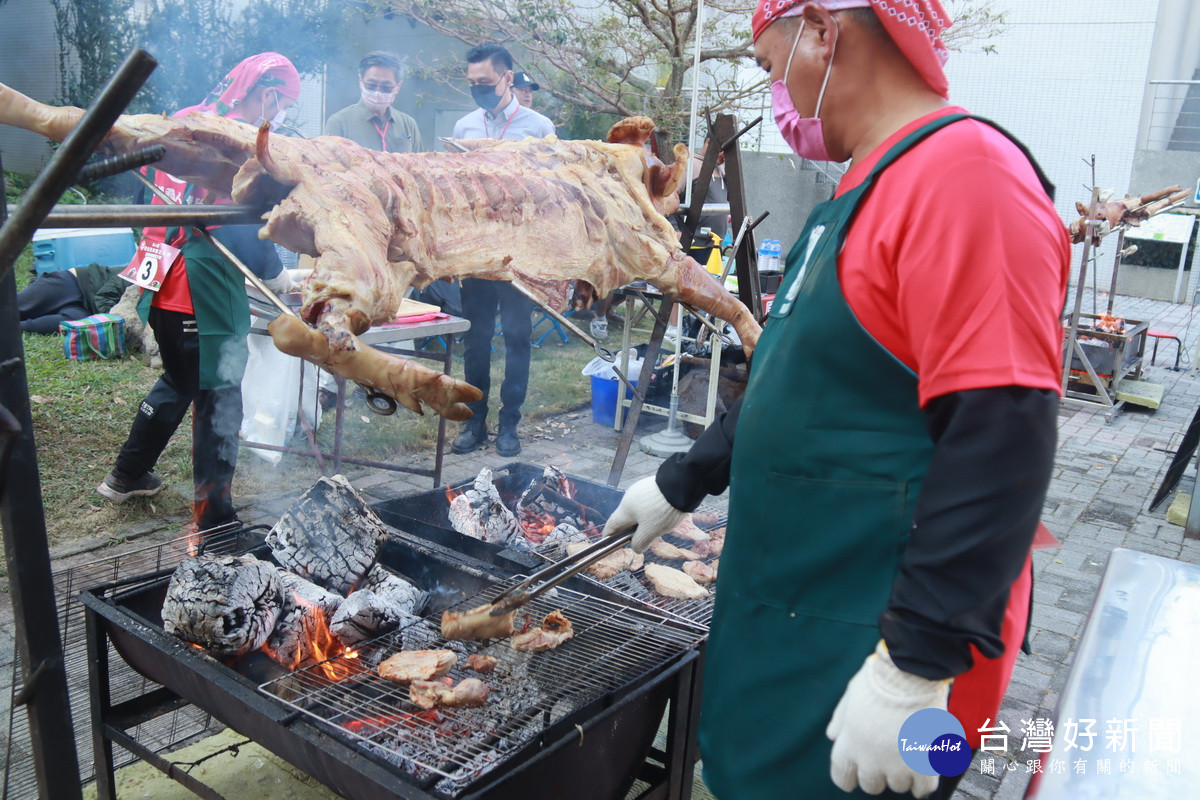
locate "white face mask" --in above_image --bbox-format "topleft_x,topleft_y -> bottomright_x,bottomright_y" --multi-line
254,91 -> 289,130
361,87 -> 396,112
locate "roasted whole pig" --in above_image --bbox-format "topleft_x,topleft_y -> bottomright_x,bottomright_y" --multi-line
1068,184 -> 1190,244
0,83 -> 761,419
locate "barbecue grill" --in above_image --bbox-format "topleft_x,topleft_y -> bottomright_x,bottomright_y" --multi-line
81,521 -> 706,799
370,462 -> 724,628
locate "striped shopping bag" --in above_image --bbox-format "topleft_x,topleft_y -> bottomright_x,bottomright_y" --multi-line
59,313 -> 127,360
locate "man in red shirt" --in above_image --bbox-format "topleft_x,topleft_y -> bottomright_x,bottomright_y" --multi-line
603,1 -> 1069,798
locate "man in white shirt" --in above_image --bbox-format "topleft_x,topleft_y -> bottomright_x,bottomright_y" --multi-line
449,43 -> 554,457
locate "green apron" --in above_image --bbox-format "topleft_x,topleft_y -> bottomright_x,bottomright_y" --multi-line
137,228 -> 251,390
699,113 -> 970,800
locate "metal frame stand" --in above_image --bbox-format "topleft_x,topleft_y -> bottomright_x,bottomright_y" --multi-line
608,112 -> 761,485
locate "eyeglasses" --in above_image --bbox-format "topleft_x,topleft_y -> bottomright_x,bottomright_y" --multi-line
361,81 -> 397,93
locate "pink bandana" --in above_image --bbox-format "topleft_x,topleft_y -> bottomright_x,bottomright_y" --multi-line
176,52 -> 300,119
751,0 -> 952,98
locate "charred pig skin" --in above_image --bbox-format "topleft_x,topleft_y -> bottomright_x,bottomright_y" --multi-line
0,83 -> 761,420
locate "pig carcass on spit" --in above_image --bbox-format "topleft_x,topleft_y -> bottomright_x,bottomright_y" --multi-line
0,83 -> 762,420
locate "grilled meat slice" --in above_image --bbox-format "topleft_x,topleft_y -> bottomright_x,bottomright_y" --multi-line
378,649 -> 457,684
670,516 -> 710,543
441,603 -> 517,641
408,677 -> 490,710
683,559 -> 719,585
644,563 -> 709,600
649,538 -> 702,561
511,610 -> 575,652
465,653 -> 498,673
566,541 -> 638,579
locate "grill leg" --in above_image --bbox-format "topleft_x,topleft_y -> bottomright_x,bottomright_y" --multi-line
661,647 -> 704,799
85,608 -> 118,800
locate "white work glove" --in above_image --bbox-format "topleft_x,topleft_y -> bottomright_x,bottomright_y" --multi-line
264,268 -> 295,295
826,640 -> 952,797
602,476 -> 685,553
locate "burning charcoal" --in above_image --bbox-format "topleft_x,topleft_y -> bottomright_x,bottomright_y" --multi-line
264,589 -> 346,670
266,475 -> 387,594
162,555 -> 283,658
278,571 -> 344,615
330,589 -> 420,648
356,563 -> 423,614
513,466 -> 607,545
447,468 -> 522,545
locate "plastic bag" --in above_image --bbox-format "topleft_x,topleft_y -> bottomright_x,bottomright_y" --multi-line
582,348 -> 642,380
240,333 -> 321,464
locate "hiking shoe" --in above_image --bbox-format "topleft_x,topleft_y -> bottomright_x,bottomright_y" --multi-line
97,471 -> 163,503
451,421 -> 488,454
496,427 -> 521,457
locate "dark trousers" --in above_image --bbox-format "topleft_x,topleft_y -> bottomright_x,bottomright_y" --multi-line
113,307 -> 241,528
18,271 -> 88,334
460,278 -> 533,429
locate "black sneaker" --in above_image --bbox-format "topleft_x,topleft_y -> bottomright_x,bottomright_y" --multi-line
97,471 -> 163,503
451,421 -> 487,454
496,427 -> 521,457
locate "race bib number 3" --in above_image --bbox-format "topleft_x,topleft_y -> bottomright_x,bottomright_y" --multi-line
120,240 -> 181,292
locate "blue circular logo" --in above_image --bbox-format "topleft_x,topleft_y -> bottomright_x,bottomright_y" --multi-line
898,708 -> 970,777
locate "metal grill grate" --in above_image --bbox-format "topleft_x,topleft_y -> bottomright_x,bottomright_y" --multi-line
2,523 -> 260,798
258,579 -> 704,796
532,510 -> 726,631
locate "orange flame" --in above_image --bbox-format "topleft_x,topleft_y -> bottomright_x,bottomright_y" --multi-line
445,484 -> 462,503
261,592 -> 362,681
1096,312 -> 1125,334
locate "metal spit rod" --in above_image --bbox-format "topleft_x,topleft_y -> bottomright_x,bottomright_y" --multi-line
8,202 -> 271,228
132,172 -> 299,320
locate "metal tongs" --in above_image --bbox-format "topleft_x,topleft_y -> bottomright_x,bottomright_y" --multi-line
487,530 -> 636,616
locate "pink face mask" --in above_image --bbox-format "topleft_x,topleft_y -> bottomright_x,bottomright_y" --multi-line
771,20 -> 838,161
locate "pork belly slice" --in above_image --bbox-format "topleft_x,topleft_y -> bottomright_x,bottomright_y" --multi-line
377,649 -> 457,684
644,563 -> 709,600
683,559 -> 719,585
466,653 -> 498,673
670,516 -> 710,543
409,677 -> 490,710
566,541 -> 638,580
649,538 -> 702,561
511,610 -> 575,652
441,603 -> 517,641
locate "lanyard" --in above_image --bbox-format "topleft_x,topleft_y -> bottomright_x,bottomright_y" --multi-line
372,117 -> 391,152
491,105 -> 521,139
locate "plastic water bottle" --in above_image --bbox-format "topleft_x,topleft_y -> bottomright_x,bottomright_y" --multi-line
763,240 -> 776,271
722,216 -> 733,249
757,240 -> 770,272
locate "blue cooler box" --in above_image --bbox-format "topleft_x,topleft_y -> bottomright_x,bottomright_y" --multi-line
590,375 -> 637,427
32,227 -> 138,275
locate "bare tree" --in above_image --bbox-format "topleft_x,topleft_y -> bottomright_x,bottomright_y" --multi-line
376,0 -> 1005,141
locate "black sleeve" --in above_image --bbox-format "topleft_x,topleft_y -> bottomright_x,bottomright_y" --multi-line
207,224 -> 283,280
880,386 -> 1057,680
655,393 -> 742,512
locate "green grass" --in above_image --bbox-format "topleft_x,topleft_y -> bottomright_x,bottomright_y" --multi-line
15,247 -> 592,546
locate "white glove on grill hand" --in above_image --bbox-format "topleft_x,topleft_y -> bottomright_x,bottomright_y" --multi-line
264,268 -> 295,295
602,476 -> 685,554
826,640 -> 952,797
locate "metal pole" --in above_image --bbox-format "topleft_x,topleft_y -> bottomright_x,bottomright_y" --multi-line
11,203 -> 270,228
682,0 -> 706,211
0,49 -> 157,281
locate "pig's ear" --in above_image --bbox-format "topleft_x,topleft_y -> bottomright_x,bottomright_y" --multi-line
606,115 -> 656,145
649,142 -> 688,198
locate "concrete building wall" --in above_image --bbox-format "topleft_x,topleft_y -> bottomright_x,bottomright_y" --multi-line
0,0 -> 62,174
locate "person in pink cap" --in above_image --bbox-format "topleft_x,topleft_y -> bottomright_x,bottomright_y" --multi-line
603,2 -> 1069,797
98,54 -> 301,530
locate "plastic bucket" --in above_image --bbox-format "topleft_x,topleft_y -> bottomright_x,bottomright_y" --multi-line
590,375 -> 636,427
